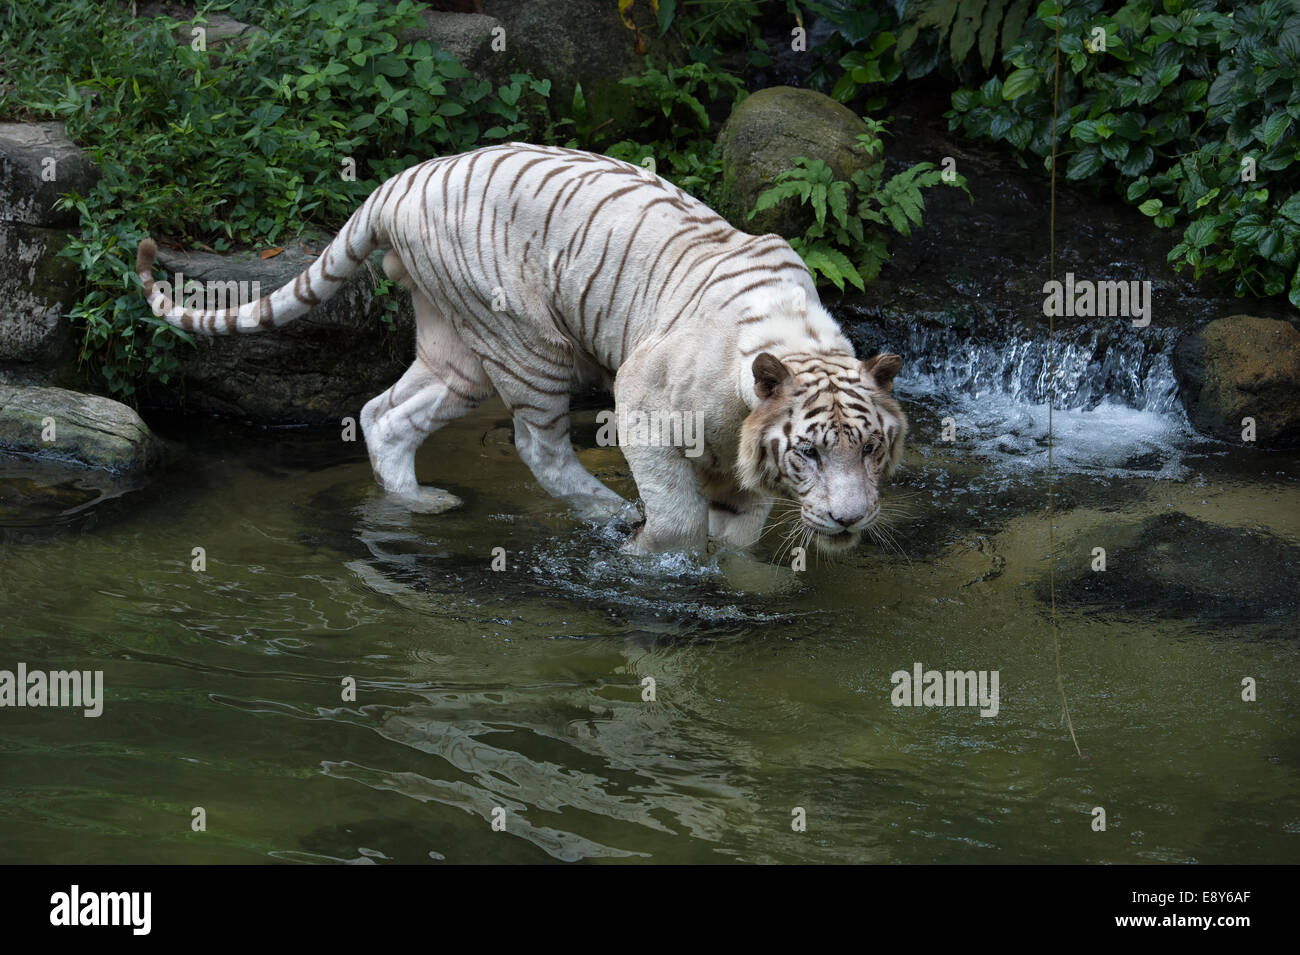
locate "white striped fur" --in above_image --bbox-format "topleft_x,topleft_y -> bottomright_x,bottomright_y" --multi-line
136,143 -> 905,554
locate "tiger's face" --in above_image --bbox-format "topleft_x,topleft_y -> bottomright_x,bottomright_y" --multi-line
738,351 -> 907,553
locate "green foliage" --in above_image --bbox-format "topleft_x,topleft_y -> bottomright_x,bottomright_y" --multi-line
604,60 -> 745,207
804,2 -> 903,105
806,0 -> 1034,92
0,0 -> 553,396
896,0 -> 1034,76
947,0 -> 1300,305
655,0 -> 804,68
749,126 -> 971,291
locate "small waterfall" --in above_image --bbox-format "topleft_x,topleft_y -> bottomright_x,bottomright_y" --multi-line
836,306 -> 1183,414
835,305 -> 1195,480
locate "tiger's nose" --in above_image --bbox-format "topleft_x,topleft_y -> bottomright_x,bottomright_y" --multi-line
830,510 -> 865,529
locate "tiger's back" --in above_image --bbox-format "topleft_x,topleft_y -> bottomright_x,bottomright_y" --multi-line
382,143 -> 814,374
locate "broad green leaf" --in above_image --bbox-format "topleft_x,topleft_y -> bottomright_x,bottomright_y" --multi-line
1002,67 -> 1041,100
1066,146 -> 1104,179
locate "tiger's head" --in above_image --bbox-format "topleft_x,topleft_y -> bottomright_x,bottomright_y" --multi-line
737,350 -> 907,553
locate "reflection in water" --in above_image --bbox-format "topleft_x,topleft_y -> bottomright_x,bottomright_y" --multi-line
0,381 -> 1297,863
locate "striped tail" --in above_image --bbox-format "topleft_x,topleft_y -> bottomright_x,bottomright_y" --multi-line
135,195 -> 382,335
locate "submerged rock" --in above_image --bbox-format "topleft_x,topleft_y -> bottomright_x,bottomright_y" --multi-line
0,454 -> 150,533
0,384 -> 162,473
1173,315 -> 1300,448
718,87 -> 876,236
1047,511 -> 1300,627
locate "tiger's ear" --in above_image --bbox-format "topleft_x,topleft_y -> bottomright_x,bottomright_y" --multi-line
862,353 -> 902,392
752,352 -> 791,400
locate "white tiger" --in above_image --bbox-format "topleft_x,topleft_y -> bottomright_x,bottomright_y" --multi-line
136,142 -> 906,555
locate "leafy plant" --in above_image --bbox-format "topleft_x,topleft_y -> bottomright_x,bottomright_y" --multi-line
896,0 -> 1034,76
805,1 -> 903,107
948,0 -> 1300,304
0,0 -> 553,396
655,0 -> 804,68
603,59 -> 745,206
749,126 -> 971,291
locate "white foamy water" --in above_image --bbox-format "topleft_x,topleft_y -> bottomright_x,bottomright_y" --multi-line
902,375 -> 1196,482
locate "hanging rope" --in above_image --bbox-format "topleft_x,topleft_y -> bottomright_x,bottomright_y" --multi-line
1047,0 -> 1084,760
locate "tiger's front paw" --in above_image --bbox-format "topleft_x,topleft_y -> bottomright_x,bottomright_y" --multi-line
619,523 -> 706,557
568,492 -> 634,526
619,525 -> 652,556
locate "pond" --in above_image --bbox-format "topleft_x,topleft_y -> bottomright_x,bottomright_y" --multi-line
1,326 -> 1297,864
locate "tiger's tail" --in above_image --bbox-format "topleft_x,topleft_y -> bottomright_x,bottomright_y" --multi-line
135,188 -> 386,336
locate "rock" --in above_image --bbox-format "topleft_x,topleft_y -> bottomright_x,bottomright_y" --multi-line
136,3 -> 263,48
0,222 -> 82,377
0,385 -> 163,473
405,11 -> 510,85
141,240 -> 415,425
1046,511 -> 1300,627
0,122 -> 101,228
0,122 -> 98,380
0,455 -> 151,532
479,0 -> 675,134
717,87 -> 875,236
200,14 -> 261,45
1173,314 -> 1300,447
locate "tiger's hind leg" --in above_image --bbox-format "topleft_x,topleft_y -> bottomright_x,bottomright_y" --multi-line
360,291 -> 494,513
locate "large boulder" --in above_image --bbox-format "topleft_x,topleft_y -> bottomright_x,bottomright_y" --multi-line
0,121 -> 101,229
405,10 -> 511,86
1173,314 -> 1300,447
717,86 -> 876,236
0,384 -> 163,473
0,223 -> 83,376
141,240 -> 415,425
0,122 -> 101,382
478,0 -> 675,134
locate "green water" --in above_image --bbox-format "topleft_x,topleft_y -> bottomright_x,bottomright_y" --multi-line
1,397 -> 1297,864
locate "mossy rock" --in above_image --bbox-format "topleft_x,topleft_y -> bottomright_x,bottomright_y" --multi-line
0,385 -> 163,473
404,10 -> 512,87
718,87 -> 875,236
0,121 -> 101,228
0,223 -> 83,379
1173,314 -> 1300,448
